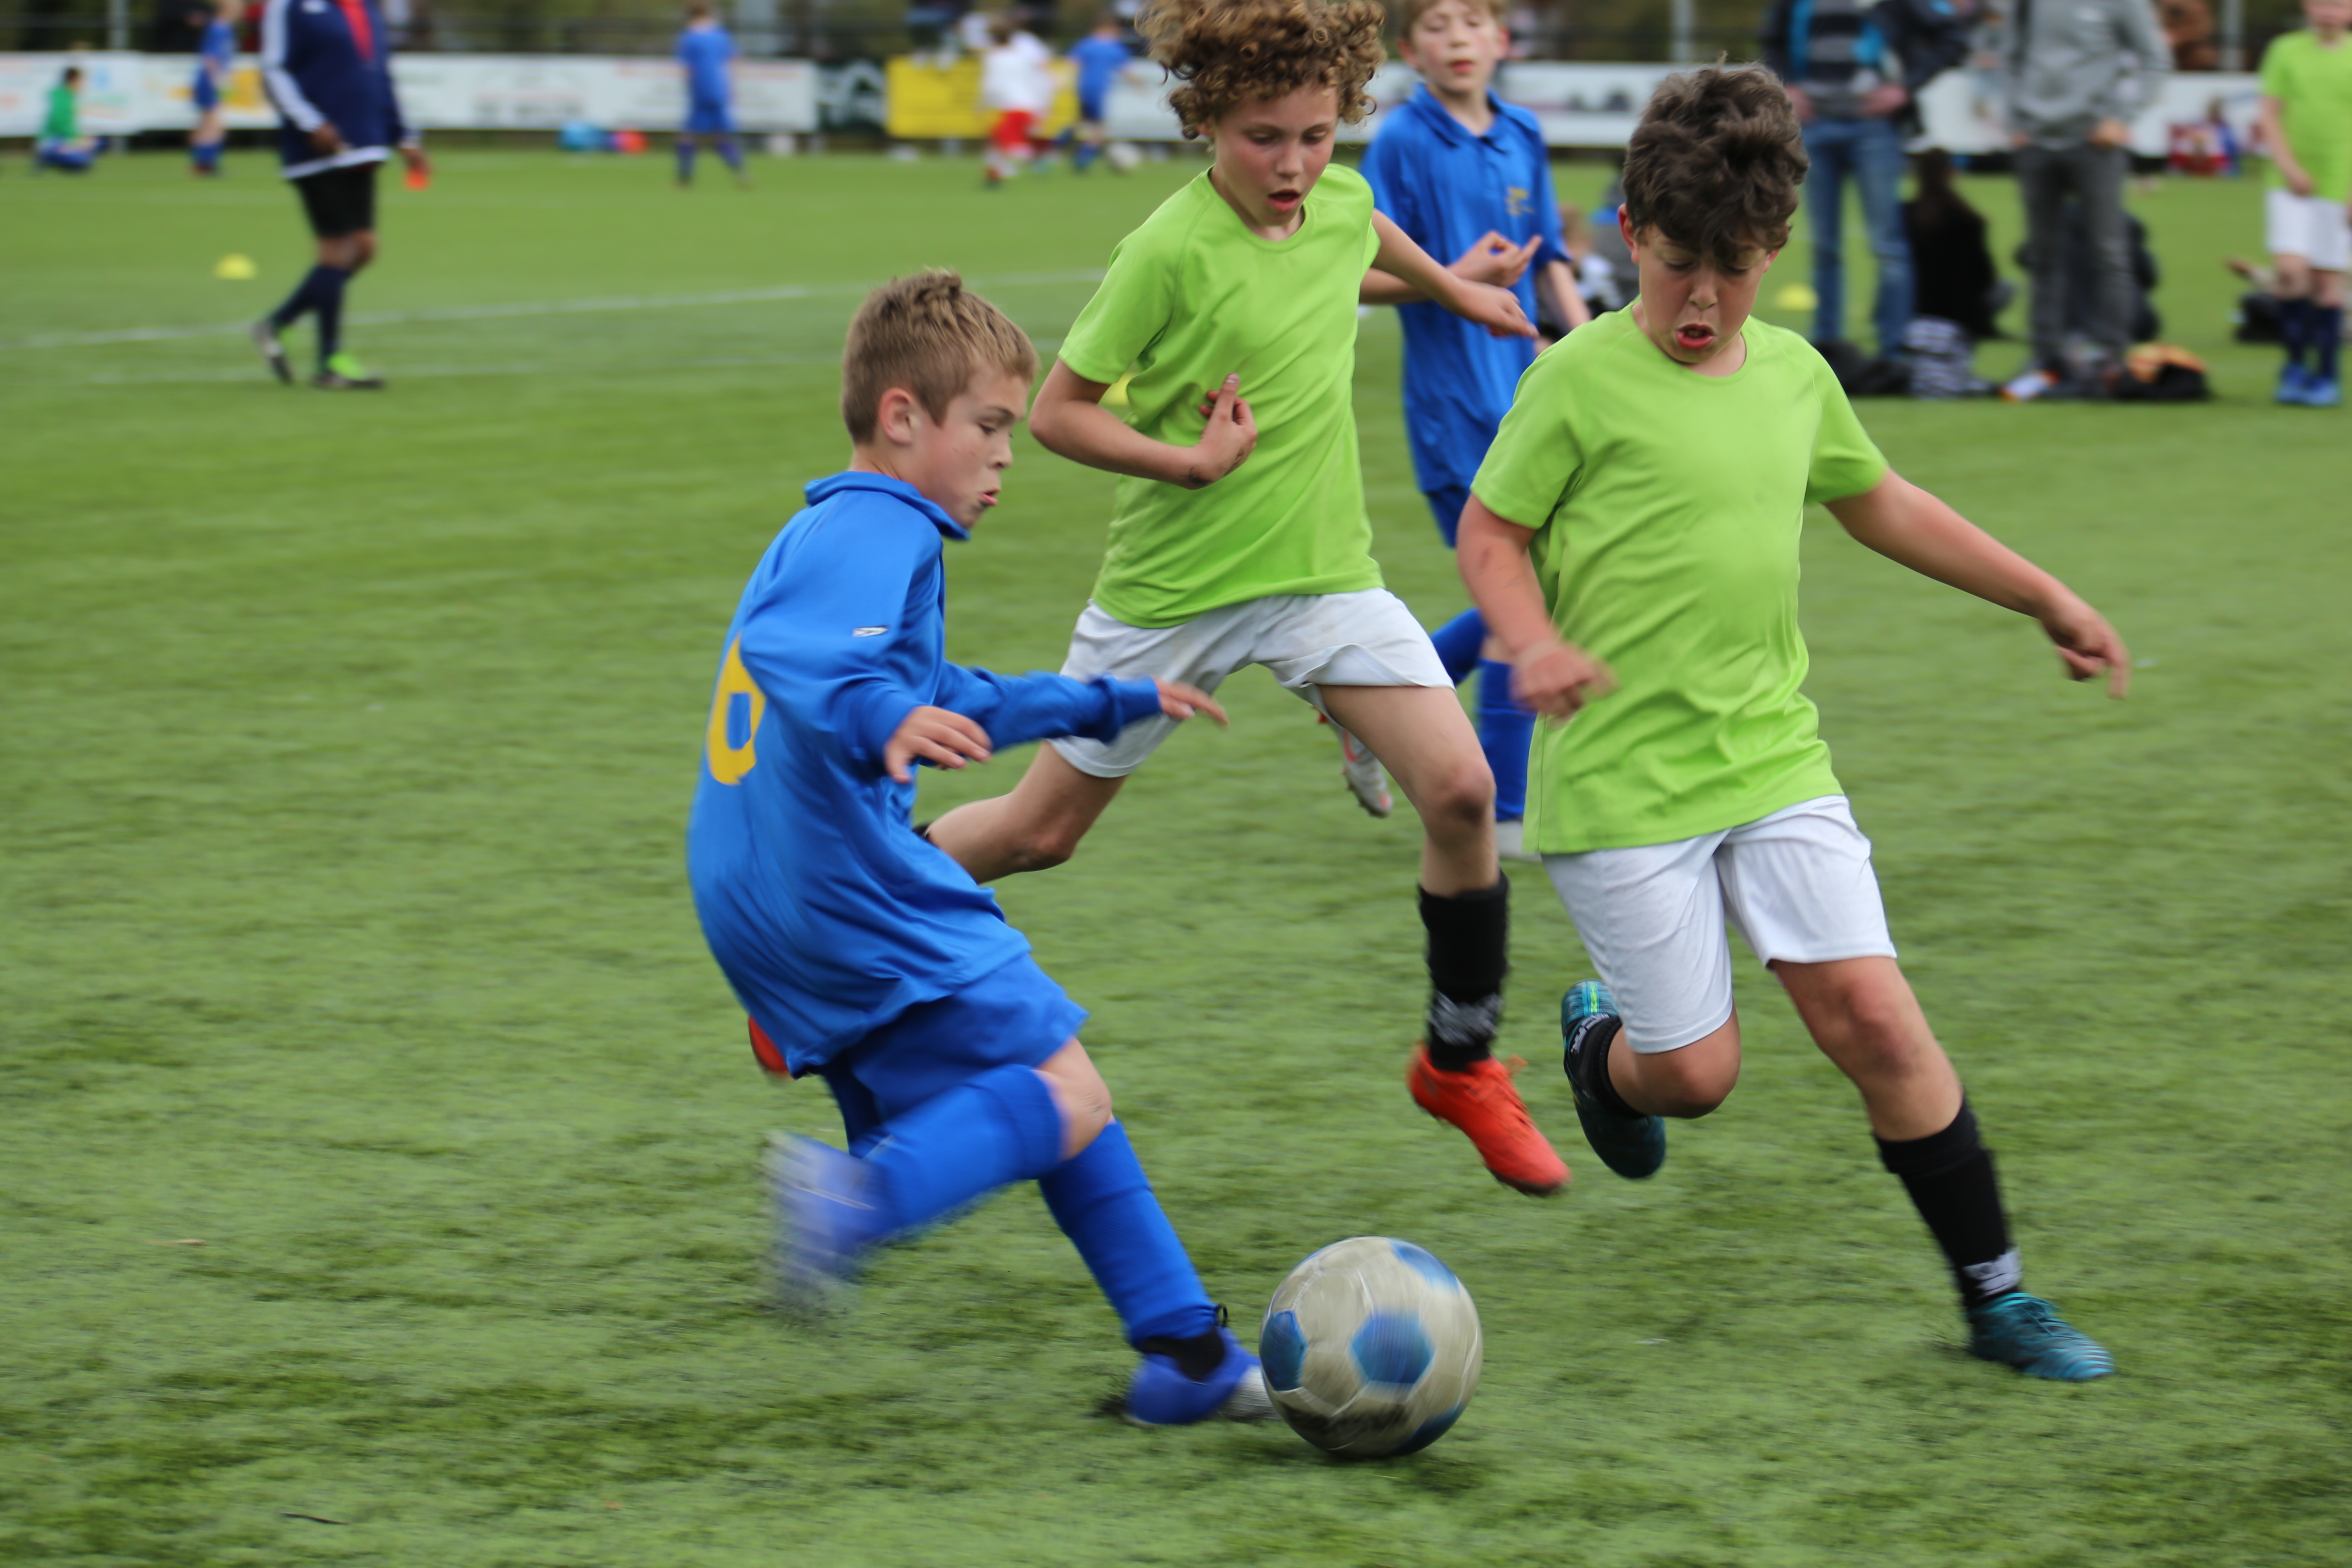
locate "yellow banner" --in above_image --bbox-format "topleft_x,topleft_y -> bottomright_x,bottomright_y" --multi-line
884,56 -> 1077,139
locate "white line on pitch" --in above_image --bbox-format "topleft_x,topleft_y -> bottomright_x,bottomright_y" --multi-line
0,270 -> 1106,351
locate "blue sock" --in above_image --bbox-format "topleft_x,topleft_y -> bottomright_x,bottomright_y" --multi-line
676,138 -> 697,182
1476,657 -> 1534,820
2317,306 -> 2342,383
1038,1121 -> 1217,1346
716,136 -> 743,173
1074,141 -> 1100,171
1429,608 -> 1485,686
2282,297 -> 2312,370
311,265 -> 352,364
863,1063 -> 1066,1233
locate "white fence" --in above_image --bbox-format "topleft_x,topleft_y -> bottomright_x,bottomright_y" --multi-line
2,48 -> 2258,159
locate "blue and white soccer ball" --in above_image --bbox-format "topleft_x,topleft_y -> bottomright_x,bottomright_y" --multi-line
1259,1236 -> 1482,1458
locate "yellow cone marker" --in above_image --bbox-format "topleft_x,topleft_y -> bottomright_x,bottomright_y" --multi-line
214,253 -> 257,280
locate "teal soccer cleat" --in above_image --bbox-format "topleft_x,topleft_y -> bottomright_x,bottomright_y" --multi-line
1561,980 -> 1666,1179
1966,1292 -> 2116,1381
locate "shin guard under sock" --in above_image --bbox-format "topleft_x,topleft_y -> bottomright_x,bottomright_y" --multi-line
2317,306 -> 2343,383
269,263 -> 338,330
2282,297 -> 2312,370
863,1063 -> 1066,1234
1420,879 -> 1508,1071
1476,658 -> 1534,821
1038,1120 -> 1217,1347
311,265 -> 352,363
1429,608 -> 1486,685
1875,1098 -> 2020,1309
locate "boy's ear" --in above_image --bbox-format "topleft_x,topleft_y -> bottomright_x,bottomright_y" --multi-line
872,386 -> 925,448
1618,207 -> 1642,257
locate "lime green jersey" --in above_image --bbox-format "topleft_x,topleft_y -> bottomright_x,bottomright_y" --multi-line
2261,30 -> 2352,203
1056,165 -> 1387,628
1472,311 -> 1887,853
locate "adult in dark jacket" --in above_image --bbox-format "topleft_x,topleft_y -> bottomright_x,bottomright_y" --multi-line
1904,146 -> 2008,338
251,0 -> 428,389
1761,0 -> 1969,358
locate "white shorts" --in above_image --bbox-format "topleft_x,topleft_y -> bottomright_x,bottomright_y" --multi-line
1050,588 -> 1451,778
1541,796 -> 1896,1054
2266,188 -> 2352,273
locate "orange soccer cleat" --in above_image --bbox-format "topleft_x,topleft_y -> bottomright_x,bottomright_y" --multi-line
1406,1045 -> 1570,1197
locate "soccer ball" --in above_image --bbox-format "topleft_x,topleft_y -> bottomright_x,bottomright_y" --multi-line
1258,1236 -> 1482,1458
1104,139 -> 1143,173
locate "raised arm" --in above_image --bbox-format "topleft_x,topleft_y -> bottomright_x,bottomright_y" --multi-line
1370,211 -> 1535,338
1455,493 -> 1612,718
1028,360 -> 1258,490
1824,470 -> 2130,695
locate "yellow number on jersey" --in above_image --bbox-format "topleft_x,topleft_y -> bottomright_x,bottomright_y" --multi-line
705,637 -> 766,786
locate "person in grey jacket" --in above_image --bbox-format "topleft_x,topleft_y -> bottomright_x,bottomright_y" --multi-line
2006,0 -> 2169,387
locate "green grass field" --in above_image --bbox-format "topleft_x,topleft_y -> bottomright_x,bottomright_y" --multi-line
3,147 -> 2348,1567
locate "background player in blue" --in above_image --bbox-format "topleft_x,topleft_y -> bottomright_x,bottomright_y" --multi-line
1068,11 -> 1133,172
676,2 -> 747,189
688,272 -> 1268,1427
190,0 -> 241,177
1360,0 -> 1587,861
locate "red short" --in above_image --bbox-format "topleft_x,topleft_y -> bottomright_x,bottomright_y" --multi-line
989,110 -> 1037,154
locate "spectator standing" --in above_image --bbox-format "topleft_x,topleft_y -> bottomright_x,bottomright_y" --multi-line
1761,0 -> 1968,360
1068,11 -> 1132,171
253,0 -> 427,388
2005,0 -> 2168,392
2256,0 -> 2352,407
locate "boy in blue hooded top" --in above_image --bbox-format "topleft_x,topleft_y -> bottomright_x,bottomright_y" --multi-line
688,272 -> 1271,1427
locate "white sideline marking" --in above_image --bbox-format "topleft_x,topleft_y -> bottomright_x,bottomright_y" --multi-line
0,270 -> 1105,352
48,339 -> 1068,387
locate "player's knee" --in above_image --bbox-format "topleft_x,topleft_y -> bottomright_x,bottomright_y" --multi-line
1418,757 -> 1495,836
1647,1057 -> 1736,1118
1038,1048 -> 1113,1157
1006,821 -> 1084,872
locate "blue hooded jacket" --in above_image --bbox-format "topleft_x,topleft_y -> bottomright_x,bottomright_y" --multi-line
686,472 -> 1164,1075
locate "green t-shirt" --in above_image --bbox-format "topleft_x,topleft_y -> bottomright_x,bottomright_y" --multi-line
1056,165 -> 1387,628
43,84 -> 77,142
1471,311 -> 1887,854
2261,31 -> 2352,203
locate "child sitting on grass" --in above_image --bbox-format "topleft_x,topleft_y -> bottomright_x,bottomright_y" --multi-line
1457,67 -> 2131,1380
687,272 -> 1271,1426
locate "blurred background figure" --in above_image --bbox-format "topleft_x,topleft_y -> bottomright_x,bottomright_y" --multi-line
190,0 -> 242,177
1902,147 -> 2012,395
2158,0 -> 2219,69
980,11 -> 1056,185
1761,0 -> 1969,363
677,2 -> 748,188
2005,0 -> 2169,397
34,65 -> 100,172
2254,0 -> 2352,407
1068,10 -> 1132,172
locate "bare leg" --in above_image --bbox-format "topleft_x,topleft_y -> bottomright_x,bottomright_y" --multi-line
1033,1038 -> 1113,1159
1605,1012 -> 1743,1118
1317,684 -> 1495,894
1773,955 -> 1962,1140
924,742 -> 1126,883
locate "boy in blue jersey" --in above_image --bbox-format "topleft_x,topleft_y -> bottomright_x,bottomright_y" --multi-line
191,0 -> 242,176
676,3 -> 747,188
1360,0 -> 1587,861
1068,12 -> 1133,172
688,273 -> 1271,1426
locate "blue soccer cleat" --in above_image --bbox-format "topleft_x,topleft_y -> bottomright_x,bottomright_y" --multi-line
1127,1327 -> 1278,1426
766,1134 -> 891,1318
2275,364 -> 2310,405
1966,1292 -> 2115,1381
1561,980 -> 1666,1179
2303,375 -> 2342,408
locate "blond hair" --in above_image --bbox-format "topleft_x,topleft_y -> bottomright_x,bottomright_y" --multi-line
840,271 -> 1039,442
1137,0 -> 1389,134
1395,0 -> 1506,40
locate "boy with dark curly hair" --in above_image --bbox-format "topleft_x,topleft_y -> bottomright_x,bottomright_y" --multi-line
1457,66 -> 2130,1378
924,0 -> 1577,1200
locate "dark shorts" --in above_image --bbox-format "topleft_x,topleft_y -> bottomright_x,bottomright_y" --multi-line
1425,484 -> 1471,548
684,98 -> 734,134
815,952 -> 1086,1149
294,162 -> 379,239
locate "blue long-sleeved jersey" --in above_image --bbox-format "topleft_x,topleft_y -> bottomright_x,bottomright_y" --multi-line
686,472 -> 1164,1075
260,0 -> 409,178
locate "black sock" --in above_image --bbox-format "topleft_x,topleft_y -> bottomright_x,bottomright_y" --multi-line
311,264 -> 352,364
1567,1011 -> 1638,1117
268,263 -> 332,329
1420,880 -> 1508,1071
1875,1099 -> 2020,1311
1137,1305 -> 1228,1382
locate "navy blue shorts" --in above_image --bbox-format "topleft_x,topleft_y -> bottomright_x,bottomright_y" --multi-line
1425,484 -> 1471,548
193,72 -> 220,112
818,953 -> 1086,1150
685,98 -> 734,134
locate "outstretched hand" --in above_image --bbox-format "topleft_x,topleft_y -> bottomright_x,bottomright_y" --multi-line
1451,231 -> 1542,289
1186,374 -> 1259,488
1511,637 -> 1615,720
2039,595 -> 2131,698
1154,679 -> 1228,726
883,705 -> 992,782
1449,279 -> 1537,340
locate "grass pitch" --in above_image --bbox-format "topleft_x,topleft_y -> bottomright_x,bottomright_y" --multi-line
3,149 -> 2348,1567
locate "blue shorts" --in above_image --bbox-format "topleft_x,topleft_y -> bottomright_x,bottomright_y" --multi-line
1079,90 -> 1109,125
193,72 -> 221,111
685,98 -> 734,134
817,952 -> 1086,1149
1425,484 -> 1471,548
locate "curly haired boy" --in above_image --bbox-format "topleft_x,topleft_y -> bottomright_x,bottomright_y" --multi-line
1458,67 -> 2128,1378
924,0 -> 1577,1198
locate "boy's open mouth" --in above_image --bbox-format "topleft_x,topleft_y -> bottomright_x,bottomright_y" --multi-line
1267,188 -> 1302,212
1674,323 -> 1716,351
